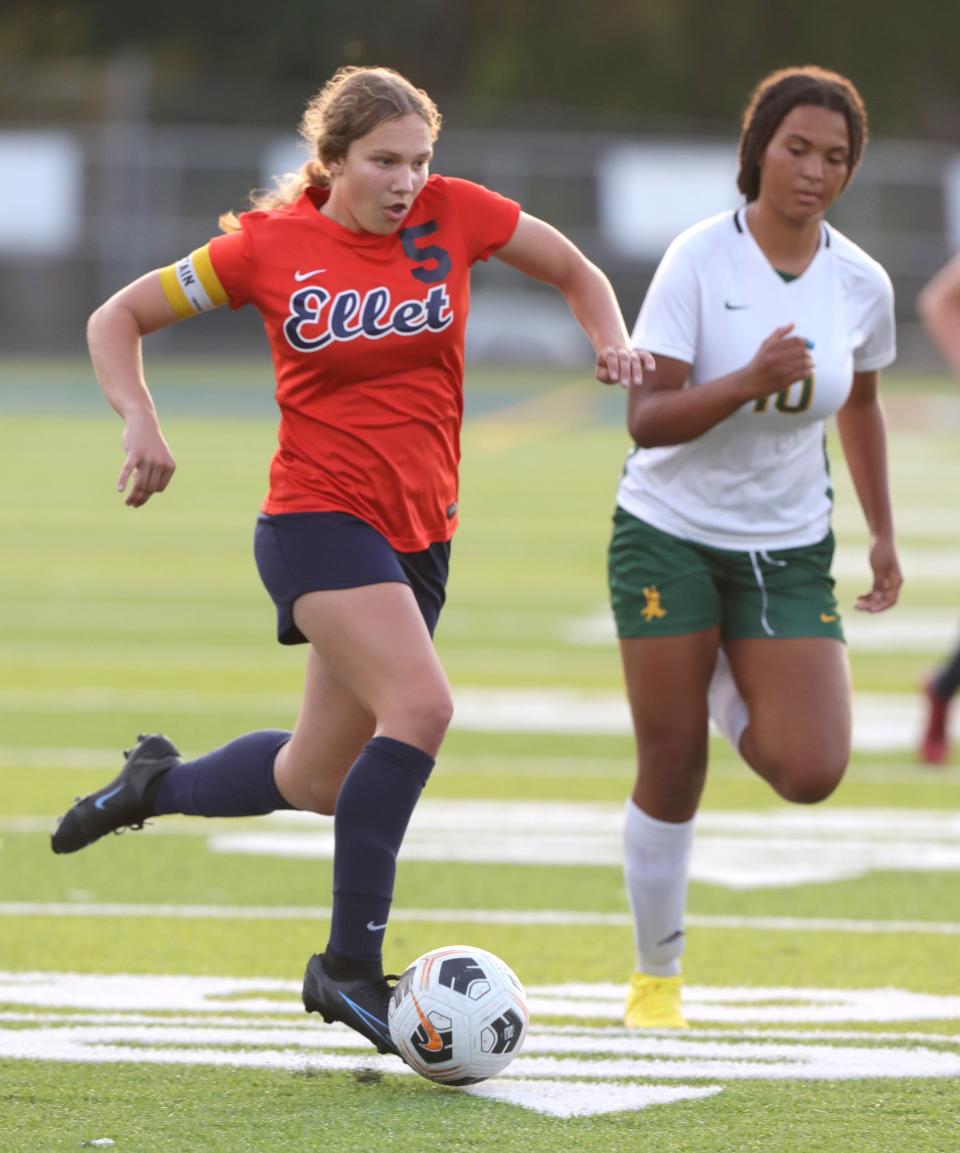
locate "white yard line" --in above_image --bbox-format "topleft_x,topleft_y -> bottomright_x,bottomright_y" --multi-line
0,688 -> 940,751
563,606 -> 959,651
832,505 -> 960,539
831,546 -> 960,581
0,974 -> 958,1116
2,747 -> 956,789
1,902 -> 959,936
9,804 -> 960,888
196,803 -> 960,887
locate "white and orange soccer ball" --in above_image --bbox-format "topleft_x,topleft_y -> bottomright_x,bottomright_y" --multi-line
388,945 -> 528,1085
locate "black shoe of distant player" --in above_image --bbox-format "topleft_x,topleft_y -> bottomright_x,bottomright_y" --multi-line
50,734 -> 182,855
302,953 -> 400,1057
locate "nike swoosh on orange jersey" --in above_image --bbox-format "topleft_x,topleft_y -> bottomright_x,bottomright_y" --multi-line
411,991 -> 444,1052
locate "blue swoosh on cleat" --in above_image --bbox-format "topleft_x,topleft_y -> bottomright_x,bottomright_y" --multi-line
338,992 -> 392,1045
94,785 -> 124,810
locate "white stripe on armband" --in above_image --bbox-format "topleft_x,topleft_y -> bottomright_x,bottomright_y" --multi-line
174,253 -> 216,312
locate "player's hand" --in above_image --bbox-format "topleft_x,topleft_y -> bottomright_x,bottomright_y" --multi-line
596,346 -> 656,389
742,324 -> 815,398
117,413 -> 176,507
855,536 -> 903,613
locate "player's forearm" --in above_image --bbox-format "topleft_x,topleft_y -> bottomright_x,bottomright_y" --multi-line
627,369 -> 754,447
558,261 -> 632,354
836,399 -> 896,541
87,300 -> 161,425
494,214 -> 633,354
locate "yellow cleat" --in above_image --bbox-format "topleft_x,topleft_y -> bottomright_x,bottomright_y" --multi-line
623,972 -> 689,1029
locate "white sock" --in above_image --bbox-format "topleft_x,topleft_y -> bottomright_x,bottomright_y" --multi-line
623,799 -> 695,977
708,647 -> 749,753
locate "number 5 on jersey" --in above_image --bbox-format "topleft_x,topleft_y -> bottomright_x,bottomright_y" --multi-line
399,221 -> 451,284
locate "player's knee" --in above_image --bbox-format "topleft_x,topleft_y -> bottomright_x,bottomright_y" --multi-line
385,689 -> 454,753
417,693 -> 455,745
298,783 -> 337,817
777,775 -> 839,805
748,724 -> 849,804
276,756 -> 340,816
769,757 -> 847,804
639,728 -> 708,779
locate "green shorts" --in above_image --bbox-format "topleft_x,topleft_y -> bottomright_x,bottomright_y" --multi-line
608,507 -> 844,641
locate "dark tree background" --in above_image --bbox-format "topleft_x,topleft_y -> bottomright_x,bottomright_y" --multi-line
2,0 -> 959,137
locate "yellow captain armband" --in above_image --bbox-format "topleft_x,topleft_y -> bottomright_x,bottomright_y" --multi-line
158,245 -> 229,318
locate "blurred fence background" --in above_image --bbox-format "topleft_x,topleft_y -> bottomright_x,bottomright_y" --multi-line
2,32 -> 960,368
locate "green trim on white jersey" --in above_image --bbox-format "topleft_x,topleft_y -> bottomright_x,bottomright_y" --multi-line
618,208 -> 896,551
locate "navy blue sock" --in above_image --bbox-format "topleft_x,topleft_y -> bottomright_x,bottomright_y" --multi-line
933,645 -> 960,700
151,730 -> 295,817
327,735 -> 434,964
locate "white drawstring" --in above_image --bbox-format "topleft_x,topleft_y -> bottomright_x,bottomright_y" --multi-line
749,551 -> 787,636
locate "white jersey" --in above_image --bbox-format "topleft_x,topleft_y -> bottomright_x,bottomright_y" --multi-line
617,207 -> 896,550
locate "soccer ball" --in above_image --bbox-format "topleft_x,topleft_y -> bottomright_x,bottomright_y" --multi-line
388,944 -> 528,1086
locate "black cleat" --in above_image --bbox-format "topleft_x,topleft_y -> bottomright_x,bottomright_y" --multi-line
302,953 -> 400,1057
50,734 -> 181,854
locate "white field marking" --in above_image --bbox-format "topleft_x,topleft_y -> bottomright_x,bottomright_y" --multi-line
5,750 -> 958,792
0,688 -> 302,715
3,1011 -> 959,1049
4,973 -> 959,1026
0,688 -> 939,753
0,688 -> 934,754
34,1019 -> 960,1060
0,900 -> 632,926
3,901 -> 960,937
832,505 -> 960,539
453,690 -> 932,752
0,976 -> 958,1117
465,1081 -> 721,1118
0,746 -> 127,769
203,802 -> 960,889
563,606 -> 960,653
7,751 -> 958,797
10,800 -> 960,889
832,546 -> 960,581
532,983 -> 960,1025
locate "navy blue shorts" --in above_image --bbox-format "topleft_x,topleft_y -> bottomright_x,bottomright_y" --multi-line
253,512 -> 450,645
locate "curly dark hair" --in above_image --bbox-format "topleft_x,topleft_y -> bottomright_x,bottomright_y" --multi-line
737,66 -> 868,202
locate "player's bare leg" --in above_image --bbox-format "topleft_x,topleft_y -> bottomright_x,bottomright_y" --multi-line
618,628 -> 719,1028
726,636 -> 851,803
620,629 -> 717,821
288,582 -> 453,757
272,647 -> 375,815
287,581 -> 454,1056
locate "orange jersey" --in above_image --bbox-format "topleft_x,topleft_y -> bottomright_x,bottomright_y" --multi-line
192,176 -> 519,551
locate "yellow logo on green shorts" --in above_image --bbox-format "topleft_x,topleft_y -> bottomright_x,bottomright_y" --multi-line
642,586 -> 667,621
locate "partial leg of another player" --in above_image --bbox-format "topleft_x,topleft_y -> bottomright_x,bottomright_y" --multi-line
619,628 -> 719,1029
919,641 -> 960,765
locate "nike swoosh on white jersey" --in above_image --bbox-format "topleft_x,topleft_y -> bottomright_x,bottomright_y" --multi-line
294,268 -> 328,281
